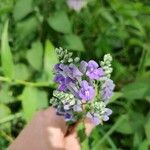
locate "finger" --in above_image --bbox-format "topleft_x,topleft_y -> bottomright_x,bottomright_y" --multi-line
9,108 -> 66,150
65,119 -> 95,150
84,118 -> 95,136
41,108 -> 67,149
43,107 -> 67,134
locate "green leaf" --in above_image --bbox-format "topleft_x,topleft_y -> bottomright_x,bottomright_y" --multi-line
0,104 -> 11,130
122,78 -> 150,100
15,17 -> 38,44
145,117 -> 150,145
1,20 -> 14,79
20,87 -> 37,121
100,9 -> 115,24
14,63 -> 30,80
64,34 -> 85,51
13,0 -> 33,21
144,51 -> 150,67
44,40 -> 58,82
133,132 -> 143,148
0,84 -> 14,104
109,92 -> 123,103
20,87 -> 48,121
0,104 -> 11,119
138,140 -> 149,150
36,91 -> 48,110
48,11 -> 72,33
27,41 -> 43,71
115,114 -> 133,134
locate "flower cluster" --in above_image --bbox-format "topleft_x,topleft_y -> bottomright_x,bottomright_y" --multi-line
50,47 -> 115,125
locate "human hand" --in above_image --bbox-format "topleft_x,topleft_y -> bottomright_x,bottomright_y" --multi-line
9,108 -> 95,150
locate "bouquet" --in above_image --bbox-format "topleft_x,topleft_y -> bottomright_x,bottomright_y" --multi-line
50,47 -> 115,126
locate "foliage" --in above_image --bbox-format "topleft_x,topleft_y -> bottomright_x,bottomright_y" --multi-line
0,0 -> 150,149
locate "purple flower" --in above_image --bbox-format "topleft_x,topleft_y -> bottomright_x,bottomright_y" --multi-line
73,100 -> 82,112
86,108 -> 112,125
67,0 -> 86,11
79,80 -> 95,101
56,106 -> 65,116
86,60 -> 104,80
101,78 -> 115,101
64,112 -> 75,122
63,64 -> 83,80
102,108 -> 112,121
79,61 -> 88,74
54,74 -> 72,91
87,112 -> 100,125
54,63 -> 64,72
67,82 -> 80,98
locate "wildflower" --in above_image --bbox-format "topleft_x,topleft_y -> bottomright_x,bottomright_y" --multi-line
54,74 -> 72,91
102,108 -> 112,121
79,80 -> 95,101
86,60 -> 104,80
79,61 -> 88,74
50,48 -> 115,125
67,82 -> 80,98
67,0 -> 87,11
64,112 -> 75,122
54,63 -> 66,72
86,112 -> 100,125
63,64 -> 83,80
101,77 -> 115,101
100,54 -> 113,78
87,102 -> 112,125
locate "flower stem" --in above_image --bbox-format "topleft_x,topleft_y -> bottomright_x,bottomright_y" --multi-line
0,112 -> 22,125
0,76 -> 53,87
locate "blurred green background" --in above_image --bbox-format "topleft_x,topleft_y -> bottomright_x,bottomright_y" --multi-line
0,0 -> 150,149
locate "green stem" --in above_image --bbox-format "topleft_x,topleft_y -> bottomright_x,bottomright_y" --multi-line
100,129 -> 117,150
0,112 -> 22,125
0,76 -> 53,87
0,130 -> 14,143
93,115 -> 126,150
137,48 -> 147,78
77,122 -> 89,150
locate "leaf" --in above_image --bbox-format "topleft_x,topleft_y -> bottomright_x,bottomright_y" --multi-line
20,87 -> 37,121
14,63 -> 30,80
0,104 -> 11,119
44,40 -> 58,82
0,84 -> 14,104
1,20 -> 14,79
27,41 -> 43,71
115,114 -> 133,134
64,34 -> 85,51
36,91 -> 48,110
47,11 -> 72,33
145,117 -> 150,145
109,92 -> 123,103
133,132 -> 143,148
144,51 -> 150,67
121,78 -> 150,100
0,104 -> 11,130
100,9 -> 115,24
138,140 -> 149,150
13,0 -> 33,21
20,87 -> 48,121
15,17 -> 38,45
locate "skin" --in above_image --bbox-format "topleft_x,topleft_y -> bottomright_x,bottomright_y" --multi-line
9,108 -> 95,150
